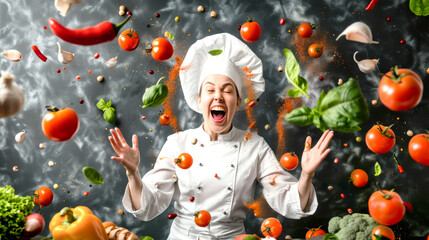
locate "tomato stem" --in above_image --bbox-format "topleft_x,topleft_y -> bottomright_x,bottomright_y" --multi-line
376,122 -> 394,138
388,65 -> 408,83
156,76 -> 166,85
247,16 -> 253,22
311,24 -> 317,30
45,105 -> 60,112
126,28 -> 138,38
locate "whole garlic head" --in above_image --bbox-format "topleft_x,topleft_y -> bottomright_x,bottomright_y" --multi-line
0,71 -> 25,118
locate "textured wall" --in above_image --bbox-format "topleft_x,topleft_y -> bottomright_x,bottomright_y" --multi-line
0,0 -> 428,238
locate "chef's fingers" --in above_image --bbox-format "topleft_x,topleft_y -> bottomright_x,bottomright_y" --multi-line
115,127 -> 128,146
315,129 -> 330,149
319,131 -> 334,151
110,129 -> 122,147
108,136 -> 122,154
319,148 -> 332,161
111,156 -> 124,164
304,136 -> 312,152
132,134 -> 139,150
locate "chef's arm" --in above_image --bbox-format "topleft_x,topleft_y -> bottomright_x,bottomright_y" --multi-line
126,170 -> 143,210
297,171 -> 314,212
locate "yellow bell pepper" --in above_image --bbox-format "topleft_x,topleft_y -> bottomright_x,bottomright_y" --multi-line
49,206 -> 108,240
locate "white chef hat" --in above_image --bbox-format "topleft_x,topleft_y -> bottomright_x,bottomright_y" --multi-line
179,33 -> 265,113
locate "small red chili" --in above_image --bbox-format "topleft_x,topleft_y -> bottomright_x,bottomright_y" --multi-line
80,99 -> 84,104
141,116 -> 146,120
280,18 -> 286,25
31,45 -> 48,62
365,0 -> 379,11
403,202 -> 413,211
149,70 -> 154,74
56,69 -> 61,73
387,17 -> 391,22
400,39 -> 406,44
341,193 -> 345,199
319,76 -> 324,81
76,76 -> 81,80
63,67 -> 66,70
49,15 -> 131,46
393,153 -> 405,174
190,196 -> 195,202
43,26 -> 47,29
347,208 -> 353,213
94,53 -> 100,59
247,100 -> 256,108
167,213 -> 177,219
155,13 -> 160,18
84,191 -> 89,196
89,70 -> 93,74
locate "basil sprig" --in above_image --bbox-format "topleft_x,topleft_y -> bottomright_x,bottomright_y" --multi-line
285,78 -> 369,132
142,77 -> 169,109
283,48 -> 310,98
410,0 -> 429,16
96,98 -> 116,124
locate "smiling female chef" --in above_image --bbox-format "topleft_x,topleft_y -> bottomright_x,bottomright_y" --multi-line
108,33 -> 334,239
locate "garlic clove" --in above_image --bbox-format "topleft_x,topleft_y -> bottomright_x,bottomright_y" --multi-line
336,22 -> 379,44
15,131 -> 26,143
105,56 -> 118,68
55,0 -> 72,17
57,42 -> 75,64
2,50 -> 22,62
353,51 -> 379,73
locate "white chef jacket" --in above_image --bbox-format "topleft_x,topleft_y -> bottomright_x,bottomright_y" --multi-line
122,125 -> 318,240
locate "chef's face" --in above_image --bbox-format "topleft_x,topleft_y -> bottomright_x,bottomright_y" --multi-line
198,74 -> 241,135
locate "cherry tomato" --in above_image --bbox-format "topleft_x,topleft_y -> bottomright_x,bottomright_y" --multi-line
305,227 -> 326,239
378,66 -> 423,111
371,225 -> 395,240
350,169 -> 368,188
33,186 -> 54,207
260,217 -> 282,238
118,29 -> 140,51
175,153 -> 193,169
308,44 -> 323,58
298,23 -> 314,38
42,107 -> 79,142
151,37 -> 174,61
365,124 -> 396,154
368,190 -> 405,225
159,113 -> 172,126
194,210 -> 211,227
408,133 -> 429,166
240,19 -> 262,43
280,152 -> 299,170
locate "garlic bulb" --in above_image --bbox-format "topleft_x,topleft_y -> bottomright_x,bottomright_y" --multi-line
336,22 -> 379,44
54,0 -> 71,17
15,131 -> 26,143
57,42 -> 74,64
2,50 -> 22,62
105,57 -> 118,68
353,51 -> 379,73
0,71 -> 25,118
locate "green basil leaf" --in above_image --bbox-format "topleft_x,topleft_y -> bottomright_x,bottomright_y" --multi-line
323,233 -> 339,240
82,167 -> 104,184
106,100 -> 112,108
287,88 -> 304,98
284,107 -> 313,126
140,237 -> 154,240
316,90 -> 326,111
208,49 -> 223,56
319,78 -> 369,132
96,98 -> 107,111
410,0 -> 429,16
283,48 -> 310,98
168,32 -> 175,40
313,115 -> 328,132
374,162 -> 382,176
103,107 -> 116,125
142,79 -> 169,109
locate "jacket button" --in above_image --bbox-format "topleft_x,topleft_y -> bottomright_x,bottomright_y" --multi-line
223,211 -> 227,215
230,164 -> 234,168
199,163 -> 203,166
197,186 -> 202,190
227,187 -> 232,191
200,144 -> 204,147
234,145 -> 238,148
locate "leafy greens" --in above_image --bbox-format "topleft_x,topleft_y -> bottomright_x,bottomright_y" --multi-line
283,48 -> 310,98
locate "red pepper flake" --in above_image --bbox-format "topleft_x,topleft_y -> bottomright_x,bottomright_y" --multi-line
343,143 -> 348,147
347,208 -> 353,213
248,122 -> 256,129
31,45 -> 48,62
126,11 -> 132,16
89,70 -> 93,74
84,191 -> 89,196
214,173 -> 218,178
403,202 -> 413,211
365,0 -> 379,11
94,53 -> 100,59
56,69 -> 61,73
280,18 -> 286,25
319,76 -> 324,81
400,39 -> 406,44
63,67 -> 66,70
43,26 -> 47,29
334,158 -> 339,164
79,99 -> 84,104
76,76 -> 81,80
247,100 -> 256,108
341,193 -> 345,199
141,116 -> 146,120
238,25 -> 241,31
149,70 -> 154,74
190,196 -> 195,202
155,13 -> 160,18
167,213 -> 177,219
387,17 -> 391,22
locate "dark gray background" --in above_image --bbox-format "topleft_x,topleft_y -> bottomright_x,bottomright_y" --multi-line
1,0 -> 428,239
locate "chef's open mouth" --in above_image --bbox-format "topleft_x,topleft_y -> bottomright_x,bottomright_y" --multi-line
211,110 -> 226,121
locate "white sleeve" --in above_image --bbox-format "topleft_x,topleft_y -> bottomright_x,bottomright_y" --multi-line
257,140 -> 318,219
122,136 -> 177,221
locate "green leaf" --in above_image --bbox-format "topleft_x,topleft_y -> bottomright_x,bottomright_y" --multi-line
410,0 -> 429,16
140,237 -> 154,240
103,108 -> 116,125
323,233 -> 340,240
316,90 -> 326,111
208,49 -> 223,56
142,78 -> 169,109
167,32 -> 175,40
287,88 -> 304,98
283,48 -> 310,98
374,162 -> 382,176
106,100 -> 112,108
82,167 -> 104,184
284,107 -> 313,126
374,234 -> 392,240
243,235 -> 260,240
96,98 -> 107,111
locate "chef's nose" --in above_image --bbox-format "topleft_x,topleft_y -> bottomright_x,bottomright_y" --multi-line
214,91 -> 223,101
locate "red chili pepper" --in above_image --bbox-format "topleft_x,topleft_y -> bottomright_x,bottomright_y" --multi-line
49,15 -> 131,46
365,0 -> 379,11
393,153 -> 404,174
403,202 -> 413,211
247,100 -> 256,108
31,45 -> 47,62
167,213 -> 177,219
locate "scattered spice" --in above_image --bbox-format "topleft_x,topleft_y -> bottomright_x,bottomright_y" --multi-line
53,184 -> 59,189
371,100 -> 378,105
117,209 -> 124,215
338,78 -> 343,85
97,76 -> 104,82
328,185 -> 334,190
277,66 -> 284,72
119,5 -> 125,11
407,130 -> 414,136
214,173 -> 218,178
197,5 -> 205,12
356,137 -> 362,142
210,11 -> 217,18
119,9 -> 125,16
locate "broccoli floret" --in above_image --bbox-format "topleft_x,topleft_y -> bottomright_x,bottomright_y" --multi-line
328,213 -> 378,240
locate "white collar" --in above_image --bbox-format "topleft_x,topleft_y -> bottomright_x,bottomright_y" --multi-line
197,124 -> 237,142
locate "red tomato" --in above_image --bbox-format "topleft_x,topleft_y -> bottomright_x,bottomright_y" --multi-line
350,169 -> 369,188
378,67 -> 423,111
298,23 -> 314,38
371,225 -> 395,240
42,107 -> 79,142
159,113 -> 172,126
151,37 -> 174,61
365,124 -> 396,154
174,153 -> 193,169
240,19 -> 262,43
118,29 -> 140,51
308,44 -> 323,58
260,217 -> 282,238
305,227 -> 326,239
194,210 -> 211,227
280,152 -> 299,170
33,186 -> 53,207
368,190 -> 405,225
408,133 -> 429,166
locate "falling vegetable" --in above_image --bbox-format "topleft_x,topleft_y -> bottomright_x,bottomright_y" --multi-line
283,48 -> 309,98
105,57 -> 118,68
56,42 -> 75,64
0,71 -> 25,118
365,0 -> 379,11
96,99 -> 116,124
31,45 -> 48,62
374,162 -> 381,176
353,51 -> 379,73
49,15 -> 131,46
82,167 -> 104,184
142,77 -> 169,109
393,153 -> 404,174
15,131 -> 26,143
409,0 -> 429,16
1,50 -> 22,62
336,22 -> 379,44
285,78 -> 369,132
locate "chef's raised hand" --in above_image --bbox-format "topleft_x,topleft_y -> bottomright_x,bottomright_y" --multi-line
301,130 -> 334,177
108,128 -> 140,174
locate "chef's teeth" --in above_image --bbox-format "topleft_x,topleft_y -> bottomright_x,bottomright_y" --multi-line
211,106 -> 225,111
